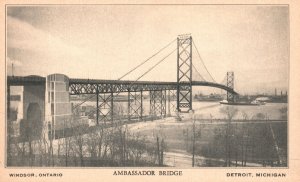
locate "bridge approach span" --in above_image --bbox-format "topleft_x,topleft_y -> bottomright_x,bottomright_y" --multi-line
7,76 -> 238,95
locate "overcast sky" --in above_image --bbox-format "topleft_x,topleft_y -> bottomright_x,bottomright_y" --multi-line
6,5 -> 289,94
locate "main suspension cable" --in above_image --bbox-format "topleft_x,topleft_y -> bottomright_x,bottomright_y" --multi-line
192,39 -> 216,83
135,48 -> 177,81
192,63 -> 206,81
118,38 -> 177,80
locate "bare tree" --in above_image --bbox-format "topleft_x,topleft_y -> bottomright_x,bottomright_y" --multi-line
35,122 -> 50,166
151,124 -> 166,166
96,126 -> 105,160
63,136 -> 72,166
241,112 -> 248,166
71,122 -> 87,166
126,133 -> 146,166
220,106 -> 238,167
86,132 -> 99,166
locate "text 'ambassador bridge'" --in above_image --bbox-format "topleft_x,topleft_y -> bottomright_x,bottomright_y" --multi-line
7,34 -> 238,139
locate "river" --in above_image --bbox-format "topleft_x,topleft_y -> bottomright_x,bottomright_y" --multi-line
192,101 -> 287,120
72,100 -> 288,120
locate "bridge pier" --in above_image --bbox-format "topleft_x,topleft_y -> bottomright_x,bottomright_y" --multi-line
96,89 -> 99,124
111,92 -> 114,123
128,91 -> 143,121
96,92 -> 113,125
150,90 -> 166,119
167,90 -> 177,116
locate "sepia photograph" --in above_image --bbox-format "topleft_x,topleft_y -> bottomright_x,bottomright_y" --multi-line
5,4 -> 290,169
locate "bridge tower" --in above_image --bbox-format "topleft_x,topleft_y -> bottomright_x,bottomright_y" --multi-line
226,71 -> 235,102
177,35 -> 193,112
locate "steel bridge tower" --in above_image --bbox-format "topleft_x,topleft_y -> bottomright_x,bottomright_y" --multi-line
177,35 -> 192,112
226,71 -> 235,102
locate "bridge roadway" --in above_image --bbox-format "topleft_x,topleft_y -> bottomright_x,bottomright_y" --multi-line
7,76 -> 238,95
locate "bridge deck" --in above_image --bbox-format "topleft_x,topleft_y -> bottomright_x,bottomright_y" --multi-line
7,76 -> 237,95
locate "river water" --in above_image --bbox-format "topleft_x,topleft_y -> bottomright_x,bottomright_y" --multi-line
144,100 -> 287,120
73,100 -> 288,120
192,101 -> 287,120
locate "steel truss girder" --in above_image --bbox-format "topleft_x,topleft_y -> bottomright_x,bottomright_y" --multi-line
69,82 -> 177,95
177,36 -> 192,112
67,79 -> 237,96
150,90 -> 166,117
67,81 -> 237,95
226,72 -> 235,102
128,91 -> 143,120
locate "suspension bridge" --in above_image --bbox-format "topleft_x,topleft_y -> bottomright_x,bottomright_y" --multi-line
7,34 -> 238,138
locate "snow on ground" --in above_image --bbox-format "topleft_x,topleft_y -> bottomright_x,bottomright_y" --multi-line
127,117 -> 185,131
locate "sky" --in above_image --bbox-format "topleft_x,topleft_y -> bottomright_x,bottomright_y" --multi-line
6,5 -> 289,94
